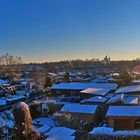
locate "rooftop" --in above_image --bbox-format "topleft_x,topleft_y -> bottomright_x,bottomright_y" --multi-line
61,103 -> 97,114
115,85 -> 140,94
106,106 -> 140,117
81,96 -> 108,103
81,88 -> 110,96
45,127 -> 75,140
51,82 -> 118,91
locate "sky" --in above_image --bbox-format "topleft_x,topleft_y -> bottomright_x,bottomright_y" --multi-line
0,0 -> 140,63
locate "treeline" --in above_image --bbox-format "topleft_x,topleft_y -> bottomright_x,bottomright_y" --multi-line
41,59 -> 140,72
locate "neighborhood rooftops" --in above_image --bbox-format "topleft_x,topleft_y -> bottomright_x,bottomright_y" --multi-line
61,103 -> 97,114
115,85 -> 140,94
106,106 -> 140,117
51,82 -> 118,91
80,88 -> 110,96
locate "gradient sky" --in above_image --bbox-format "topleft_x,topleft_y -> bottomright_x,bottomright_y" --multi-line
0,0 -> 140,62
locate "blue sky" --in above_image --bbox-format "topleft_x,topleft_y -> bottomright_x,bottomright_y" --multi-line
0,0 -> 140,62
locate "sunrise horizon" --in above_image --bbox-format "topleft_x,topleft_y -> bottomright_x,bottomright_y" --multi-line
0,0 -> 140,63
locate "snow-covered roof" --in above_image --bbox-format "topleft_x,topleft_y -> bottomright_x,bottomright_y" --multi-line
107,94 -> 124,104
0,99 -> 6,106
0,79 -> 8,85
90,127 -> 113,135
105,93 -> 114,99
115,85 -> 140,94
33,117 -> 55,127
61,104 -> 97,114
44,127 -> 75,140
51,82 -> 118,91
106,106 -> 140,117
107,94 -> 140,105
132,80 -> 140,83
37,125 -> 50,134
46,135 -> 75,140
81,88 -> 110,96
81,96 -> 108,103
4,95 -> 26,102
48,72 -> 58,77
124,96 -> 139,104
21,81 -> 29,86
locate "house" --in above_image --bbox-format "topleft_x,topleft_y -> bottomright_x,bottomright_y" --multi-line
51,82 -> 118,96
60,103 -> 99,124
106,106 -> 140,130
115,85 -> 140,95
80,96 -> 109,122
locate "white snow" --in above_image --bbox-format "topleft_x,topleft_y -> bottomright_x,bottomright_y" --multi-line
106,106 -> 140,117
0,79 -> 8,85
81,96 -> 108,103
90,127 -> 113,135
44,127 -> 75,140
107,94 -> 140,105
115,85 -> 140,94
107,94 -> 124,104
80,88 -> 110,96
33,117 -> 55,127
51,82 -> 118,91
132,80 -> 140,83
21,81 -> 29,86
61,103 -> 97,114
37,125 -> 50,134
0,99 -> 6,106
45,135 -> 75,140
3,95 -> 26,102
124,96 -> 139,104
